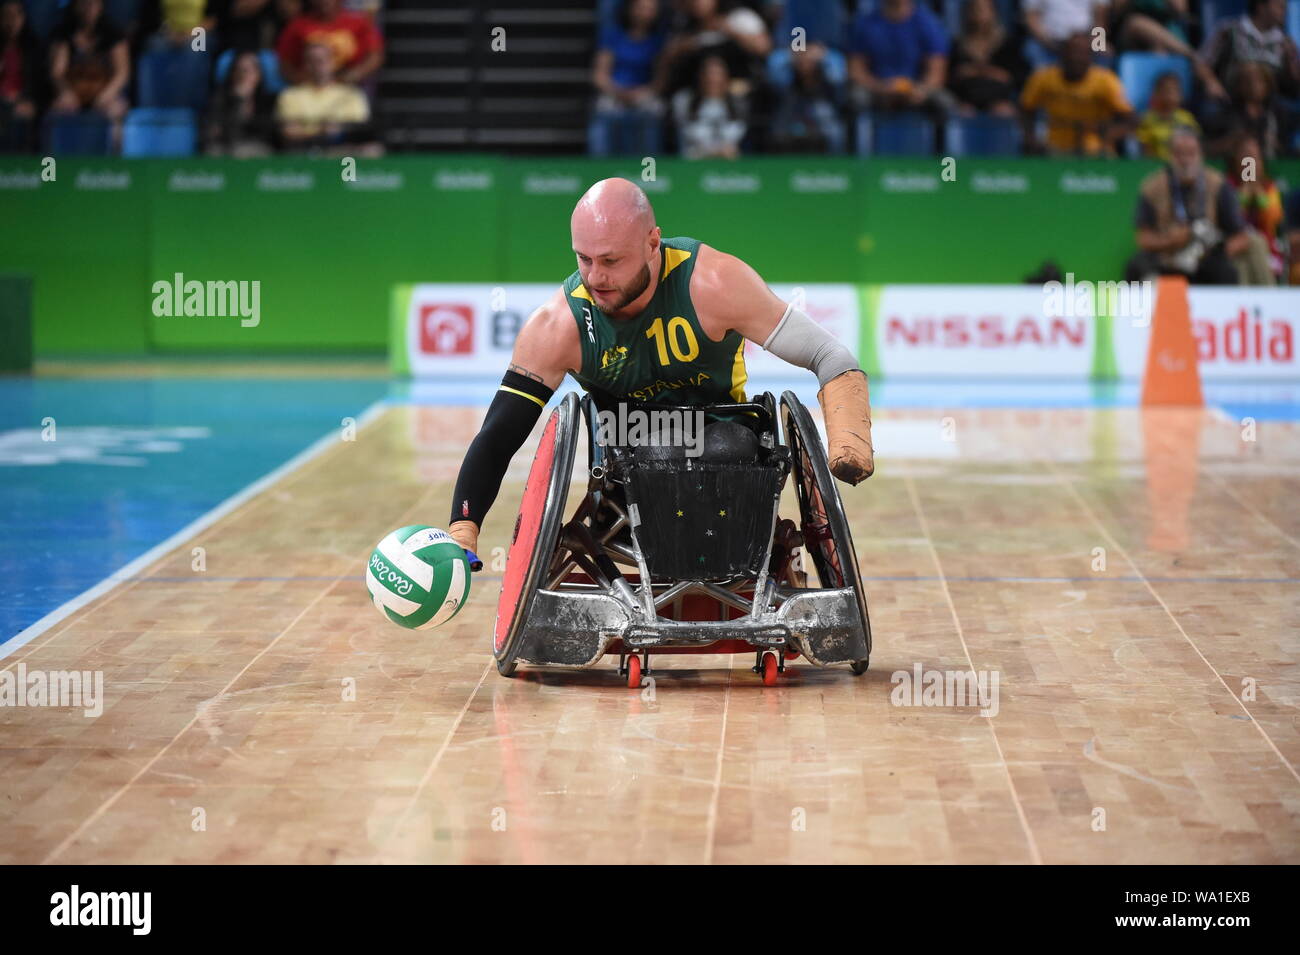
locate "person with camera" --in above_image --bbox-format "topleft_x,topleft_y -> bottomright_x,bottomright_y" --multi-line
1126,126 -> 1251,285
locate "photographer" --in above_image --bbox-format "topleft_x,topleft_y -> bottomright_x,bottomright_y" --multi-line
1125,126 -> 1250,285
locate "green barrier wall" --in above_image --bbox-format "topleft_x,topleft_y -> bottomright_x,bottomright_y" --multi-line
3,155 -> 1296,357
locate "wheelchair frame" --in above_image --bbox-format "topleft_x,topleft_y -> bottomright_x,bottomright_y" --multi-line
491,390 -> 872,686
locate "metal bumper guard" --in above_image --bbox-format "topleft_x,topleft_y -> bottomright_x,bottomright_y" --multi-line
513,586 -> 869,669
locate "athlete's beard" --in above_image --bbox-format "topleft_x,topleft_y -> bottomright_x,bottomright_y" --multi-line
600,262 -> 652,313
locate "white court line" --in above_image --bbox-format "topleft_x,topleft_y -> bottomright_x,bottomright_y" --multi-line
1,400 -> 389,662
377,658 -> 494,861
1204,471 -> 1300,551
41,577 -> 340,863
903,475 -> 1045,866
702,652 -> 735,866
1039,457 -> 1300,787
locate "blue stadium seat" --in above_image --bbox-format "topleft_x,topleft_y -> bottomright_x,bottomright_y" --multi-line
777,0 -> 846,48
1289,0 -> 1300,46
857,112 -> 935,154
944,115 -> 1021,155
21,0 -> 63,40
137,49 -> 212,111
121,108 -> 197,157
589,110 -> 662,157
102,0 -> 141,29
1201,0 -> 1247,31
1118,52 -> 1192,113
766,47 -> 847,88
214,48 -> 287,94
43,113 -> 113,156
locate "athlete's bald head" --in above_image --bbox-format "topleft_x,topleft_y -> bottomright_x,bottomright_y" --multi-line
571,179 -> 661,316
573,177 -> 656,232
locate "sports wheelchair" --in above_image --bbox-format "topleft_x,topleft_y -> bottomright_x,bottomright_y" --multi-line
492,390 -> 872,686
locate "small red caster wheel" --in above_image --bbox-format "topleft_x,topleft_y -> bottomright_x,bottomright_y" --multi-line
761,651 -> 779,686
626,654 -> 642,689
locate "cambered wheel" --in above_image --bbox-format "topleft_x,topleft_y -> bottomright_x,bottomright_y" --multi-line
780,392 -> 873,670
493,393 -> 581,676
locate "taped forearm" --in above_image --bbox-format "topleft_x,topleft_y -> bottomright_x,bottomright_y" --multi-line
450,371 -> 552,530
762,303 -> 860,387
818,369 -> 875,485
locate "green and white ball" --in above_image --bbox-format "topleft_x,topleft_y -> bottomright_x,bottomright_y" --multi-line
366,525 -> 471,630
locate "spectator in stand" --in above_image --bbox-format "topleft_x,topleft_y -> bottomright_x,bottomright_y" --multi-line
660,0 -> 771,96
1136,70 -> 1199,159
1126,126 -> 1249,284
138,0 -> 214,51
1285,186 -> 1300,283
276,0 -> 383,86
277,38 -> 373,152
48,0 -> 130,124
770,43 -> 845,152
672,53 -> 747,157
947,0 -> 1027,117
847,0 -> 952,119
591,0 -> 668,147
1205,61 -> 1290,159
1020,31 -> 1133,155
1226,133 -> 1285,282
1022,0 -> 1109,65
205,49 -> 276,155
1110,0 -> 1228,99
206,0 -> 288,54
1201,0 -> 1300,100
0,0 -> 42,151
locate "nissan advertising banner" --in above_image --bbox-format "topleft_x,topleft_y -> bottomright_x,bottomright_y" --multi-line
865,285 -> 1097,378
392,283 -> 1300,382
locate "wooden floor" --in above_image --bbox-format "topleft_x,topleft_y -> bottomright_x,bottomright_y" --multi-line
2,403 -> 1297,864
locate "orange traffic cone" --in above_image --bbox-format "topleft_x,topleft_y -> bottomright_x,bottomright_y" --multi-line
1141,276 -> 1203,406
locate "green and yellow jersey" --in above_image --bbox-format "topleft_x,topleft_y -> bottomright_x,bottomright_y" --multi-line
562,236 -> 748,406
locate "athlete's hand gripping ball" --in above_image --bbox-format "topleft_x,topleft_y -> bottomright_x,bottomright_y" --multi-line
366,526 -> 472,629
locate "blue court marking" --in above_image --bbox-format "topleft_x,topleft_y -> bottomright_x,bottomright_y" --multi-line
0,376 -> 388,644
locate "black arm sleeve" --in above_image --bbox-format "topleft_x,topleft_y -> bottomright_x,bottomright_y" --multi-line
449,370 -> 555,528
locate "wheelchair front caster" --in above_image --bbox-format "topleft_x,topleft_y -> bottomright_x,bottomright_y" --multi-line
626,653 -> 642,689
760,651 -> 779,686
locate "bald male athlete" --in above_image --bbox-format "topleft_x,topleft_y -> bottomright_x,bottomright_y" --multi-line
447,178 -> 875,569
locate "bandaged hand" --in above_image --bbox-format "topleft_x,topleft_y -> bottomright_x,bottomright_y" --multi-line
817,370 -> 875,485
449,519 -> 484,571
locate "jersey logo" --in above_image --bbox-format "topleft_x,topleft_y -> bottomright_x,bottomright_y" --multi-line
581,305 -> 595,343
599,345 -> 628,372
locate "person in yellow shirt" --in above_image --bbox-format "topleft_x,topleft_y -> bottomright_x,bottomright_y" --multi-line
141,0 -> 214,50
1020,31 -> 1134,155
1136,71 -> 1200,160
276,40 -> 370,149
